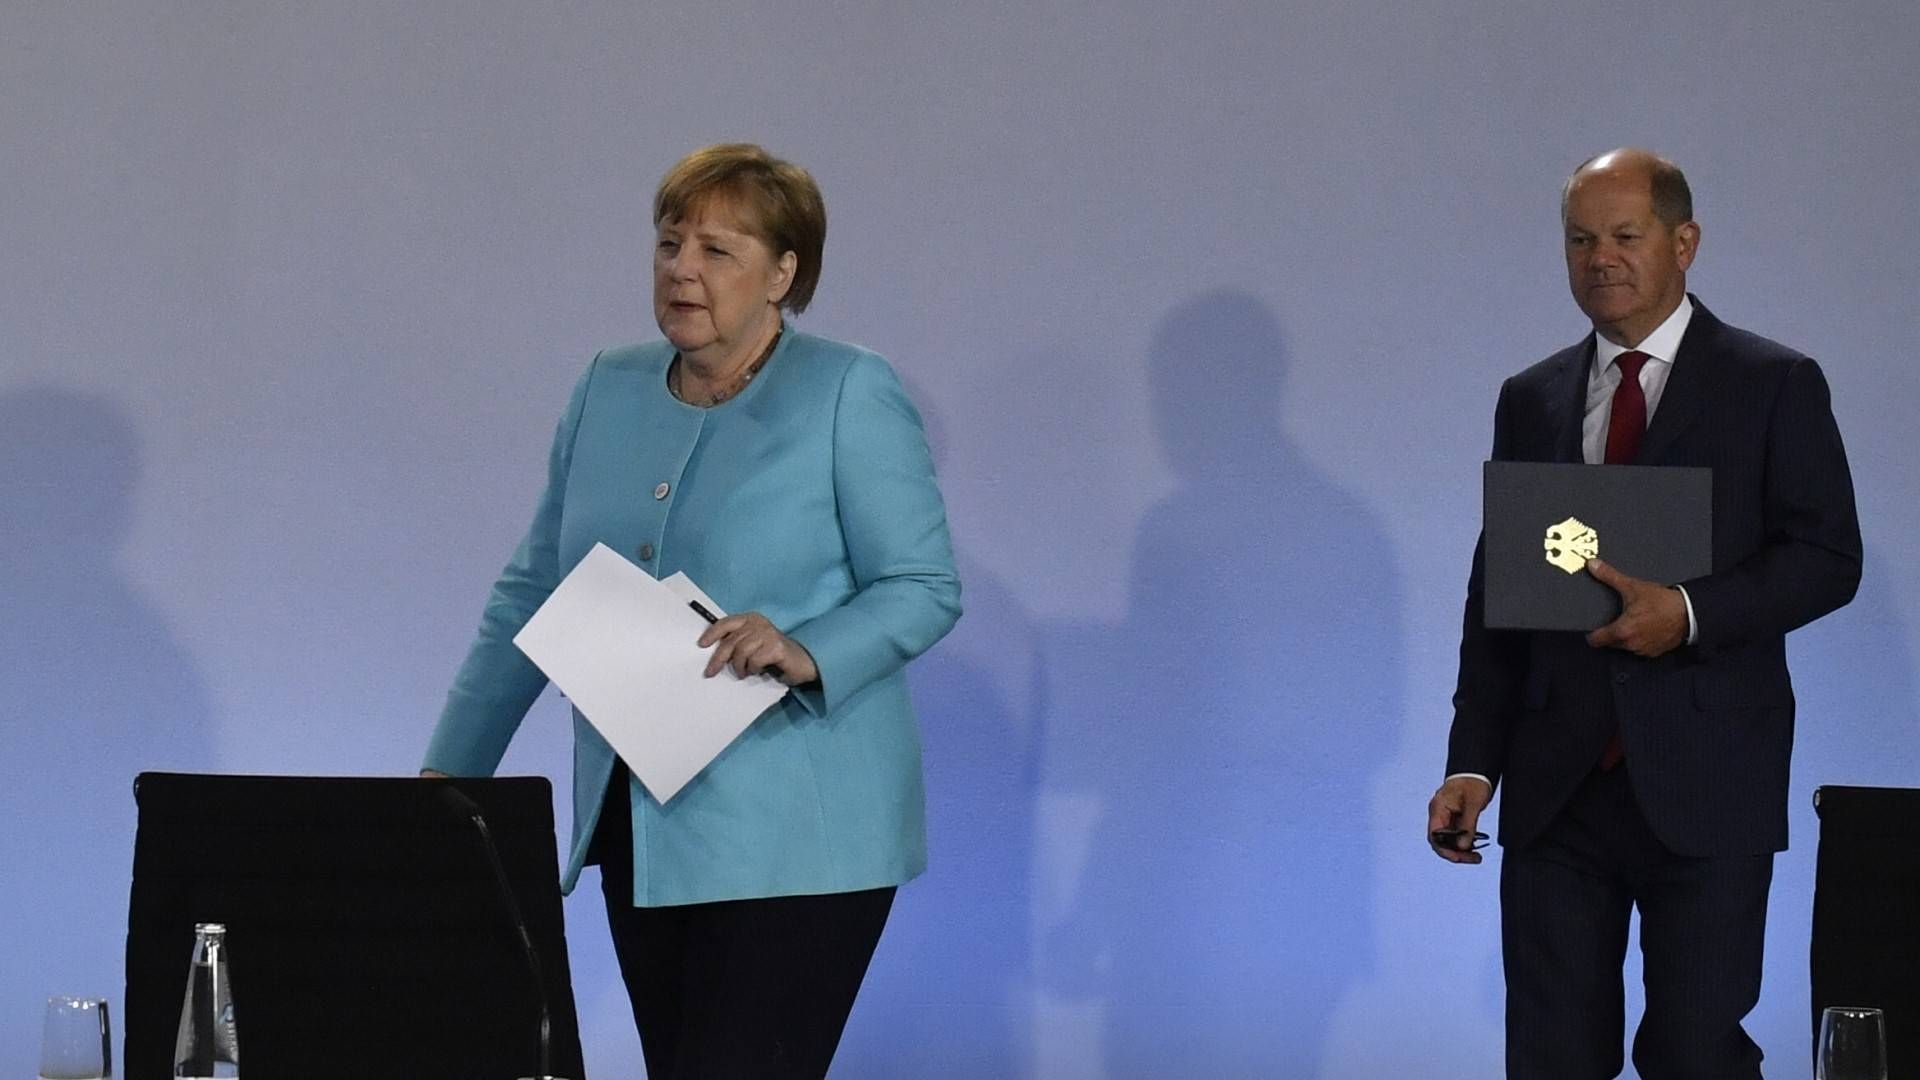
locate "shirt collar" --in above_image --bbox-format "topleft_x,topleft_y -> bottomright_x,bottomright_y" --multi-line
1592,294 -> 1694,372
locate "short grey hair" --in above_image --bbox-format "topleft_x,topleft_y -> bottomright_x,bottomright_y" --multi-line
1561,151 -> 1694,227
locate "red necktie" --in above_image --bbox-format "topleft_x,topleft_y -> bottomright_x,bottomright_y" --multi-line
1604,351 -> 1650,465
1599,351 -> 1650,771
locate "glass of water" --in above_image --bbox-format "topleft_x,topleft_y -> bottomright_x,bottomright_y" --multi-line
1818,1005 -> 1888,1080
39,996 -> 112,1080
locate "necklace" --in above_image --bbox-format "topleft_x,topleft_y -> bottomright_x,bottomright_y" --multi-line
671,326 -> 783,408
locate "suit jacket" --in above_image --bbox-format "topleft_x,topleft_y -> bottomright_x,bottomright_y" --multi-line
1446,298 -> 1861,857
424,329 -> 962,904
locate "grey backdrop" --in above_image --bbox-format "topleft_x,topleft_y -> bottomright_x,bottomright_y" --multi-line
3,3 -> 1916,1076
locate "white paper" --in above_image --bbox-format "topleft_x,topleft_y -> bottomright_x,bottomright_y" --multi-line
660,571 -> 724,617
512,543 -> 787,803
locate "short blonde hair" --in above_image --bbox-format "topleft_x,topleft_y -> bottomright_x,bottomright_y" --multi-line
654,143 -> 827,313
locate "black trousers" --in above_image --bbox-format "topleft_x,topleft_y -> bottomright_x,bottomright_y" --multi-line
591,766 -> 895,1079
1501,764 -> 1774,1080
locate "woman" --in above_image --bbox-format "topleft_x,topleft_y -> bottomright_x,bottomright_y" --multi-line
422,143 -> 961,1078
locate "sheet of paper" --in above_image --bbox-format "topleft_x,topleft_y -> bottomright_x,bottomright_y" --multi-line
660,571 -> 724,616
512,543 -> 787,803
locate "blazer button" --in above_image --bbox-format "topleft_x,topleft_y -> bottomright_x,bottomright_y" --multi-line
638,543 -> 655,561
1613,672 -> 1630,684
654,481 -> 671,500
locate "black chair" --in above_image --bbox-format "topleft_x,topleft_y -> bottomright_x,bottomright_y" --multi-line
1812,784 -> 1920,1079
124,773 -> 585,1079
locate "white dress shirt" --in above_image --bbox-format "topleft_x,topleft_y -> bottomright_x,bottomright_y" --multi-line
1583,296 -> 1692,465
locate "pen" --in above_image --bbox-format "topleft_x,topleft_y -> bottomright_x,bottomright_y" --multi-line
689,599 -> 785,680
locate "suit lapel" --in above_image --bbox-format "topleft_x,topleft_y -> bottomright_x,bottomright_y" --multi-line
1547,337 -> 1594,464
1636,296 -> 1718,464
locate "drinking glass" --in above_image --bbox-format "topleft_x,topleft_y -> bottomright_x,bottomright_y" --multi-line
39,996 -> 112,1080
1818,1005 -> 1888,1080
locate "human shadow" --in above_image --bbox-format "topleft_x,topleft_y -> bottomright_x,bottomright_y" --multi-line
1038,292 -> 1403,1078
821,378 -> 1044,1077
0,385 -> 215,1066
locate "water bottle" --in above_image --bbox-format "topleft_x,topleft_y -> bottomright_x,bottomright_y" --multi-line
173,923 -> 239,1078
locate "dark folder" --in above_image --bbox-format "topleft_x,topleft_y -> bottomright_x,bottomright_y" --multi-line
1482,460 -> 1712,631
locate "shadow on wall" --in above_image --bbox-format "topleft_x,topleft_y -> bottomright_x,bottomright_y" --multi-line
0,384 -> 214,1069
1037,291 -> 1405,1079
837,375 -> 1044,1077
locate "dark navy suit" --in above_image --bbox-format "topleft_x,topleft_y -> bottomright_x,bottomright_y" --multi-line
1446,298 -> 1861,1077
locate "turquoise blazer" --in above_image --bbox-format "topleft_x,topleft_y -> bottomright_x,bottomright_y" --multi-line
424,330 -> 961,905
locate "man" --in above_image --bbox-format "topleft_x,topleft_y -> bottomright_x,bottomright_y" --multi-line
1426,148 -> 1861,1078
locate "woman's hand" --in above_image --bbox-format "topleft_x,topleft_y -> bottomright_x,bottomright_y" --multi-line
420,769 -> 449,779
698,612 -> 819,686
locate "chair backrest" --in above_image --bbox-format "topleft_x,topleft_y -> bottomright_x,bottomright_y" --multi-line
1812,784 -> 1920,1079
125,772 -> 585,1080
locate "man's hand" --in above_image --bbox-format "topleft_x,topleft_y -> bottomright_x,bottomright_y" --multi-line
699,611 -> 820,686
1427,776 -> 1494,864
1584,557 -> 1688,658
